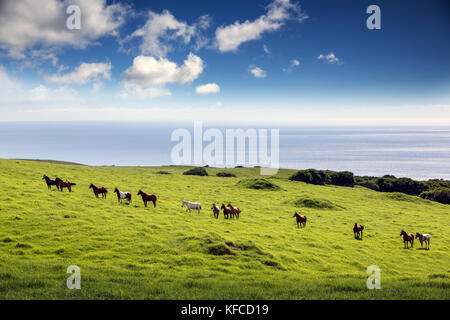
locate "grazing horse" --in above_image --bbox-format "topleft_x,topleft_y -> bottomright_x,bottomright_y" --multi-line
228,203 -> 241,220
293,212 -> 307,228
42,175 -> 58,190
55,177 -> 76,192
114,187 -> 132,204
137,190 -> 157,208
353,223 -> 364,239
181,201 -> 202,213
415,232 -> 431,250
211,204 -> 220,219
400,230 -> 414,249
220,203 -> 233,219
89,184 -> 108,198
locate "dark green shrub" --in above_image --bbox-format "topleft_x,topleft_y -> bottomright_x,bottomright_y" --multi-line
216,172 -> 236,177
289,169 -> 331,185
419,188 -> 450,204
330,171 -> 354,187
183,167 -> 208,176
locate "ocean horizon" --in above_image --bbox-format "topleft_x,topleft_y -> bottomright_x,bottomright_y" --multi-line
1,121 -> 449,181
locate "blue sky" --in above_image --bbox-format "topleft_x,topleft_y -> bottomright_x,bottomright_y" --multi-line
0,0 -> 448,124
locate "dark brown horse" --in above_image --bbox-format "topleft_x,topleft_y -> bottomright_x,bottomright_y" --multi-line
353,223 -> 364,239
400,230 -> 414,249
220,203 -> 233,219
42,175 -> 58,190
89,184 -> 108,198
55,177 -> 76,192
293,212 -> 307,228
228,203 -> 241,220
137,190 -> 157,208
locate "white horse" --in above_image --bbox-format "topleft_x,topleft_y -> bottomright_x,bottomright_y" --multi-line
114,187 -> 132,204
415,233 -> 431,249
181,201 -> 202,213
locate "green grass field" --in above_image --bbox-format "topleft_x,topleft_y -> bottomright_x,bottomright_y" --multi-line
0,159 -> 448,299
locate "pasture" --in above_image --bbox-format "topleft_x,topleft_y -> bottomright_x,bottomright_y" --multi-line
0,159 -> 448,299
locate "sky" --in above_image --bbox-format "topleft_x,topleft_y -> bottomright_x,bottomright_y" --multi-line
0,0 -> 449,124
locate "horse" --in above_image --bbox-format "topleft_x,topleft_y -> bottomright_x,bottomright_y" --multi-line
42,175 -> 58,190
400,230 -> 414,249
415,232 -> 431,250
137,190 -> 157,208
181,201 -> 202,213
220,203 -> 233,219
114,187 -> 132,204
227,203 -> 241,220
89,184 -> 108,198
211,204 -> 220,219
293,212 -> 307,228
55,177 -> 76,192
353,223 -> 364,239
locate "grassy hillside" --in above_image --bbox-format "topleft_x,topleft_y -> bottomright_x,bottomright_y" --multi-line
0,159 -> 448,299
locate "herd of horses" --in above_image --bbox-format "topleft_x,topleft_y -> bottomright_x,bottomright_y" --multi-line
42,174 -> 432,249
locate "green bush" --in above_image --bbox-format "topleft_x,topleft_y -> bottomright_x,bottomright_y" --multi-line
183,167 -> 208,176
237,178 -> 281,190
216,172 -> 236,178
289,169 -> 331,185
419,188 -> 450,204
330,171 -> 354,187
293,196 -> 338,209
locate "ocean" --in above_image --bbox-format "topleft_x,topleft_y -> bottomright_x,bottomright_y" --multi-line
1,122 -> 449,180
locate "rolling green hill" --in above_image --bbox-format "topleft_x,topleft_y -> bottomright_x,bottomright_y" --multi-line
0,159 -> 448,299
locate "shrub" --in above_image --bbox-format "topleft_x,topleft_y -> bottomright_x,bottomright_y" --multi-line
216,172 -> 236,178
183,167 -> 208,176
293,196 -> 337,209
419,188 -> 450,204
154,170 -> 171,175
330,171 -> 354,187
237,178 -> 281,190
289,169 -> 331,185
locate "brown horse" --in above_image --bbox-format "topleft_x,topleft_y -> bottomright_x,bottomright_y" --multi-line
228,203 -> 241,220
89,184 -> 108,198
220,203 -> 233,219
137,190 -> 157,208
55,177 -> 76,192
353,223 -> 364,239
293,212 -> 307,228
400,230 -> 414,249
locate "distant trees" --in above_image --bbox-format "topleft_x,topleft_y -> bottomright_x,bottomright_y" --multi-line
289,169 -> 449,205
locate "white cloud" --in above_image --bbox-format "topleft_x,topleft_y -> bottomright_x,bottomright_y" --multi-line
318,52 -> 341,64
215,0 -> 307,52
46,62 -> 111,85
263,44 -> 271,54
28,85 -> 77,101
126,10 -> 211,57
118,83 -> 171,99
0,65 -> 19,89
0,0 -> 127,59
196,83 -> 220,95
249,65 -> 267,78
283,59 -> 300,71
121,53 -> 204,98
123,53 -> 204,87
